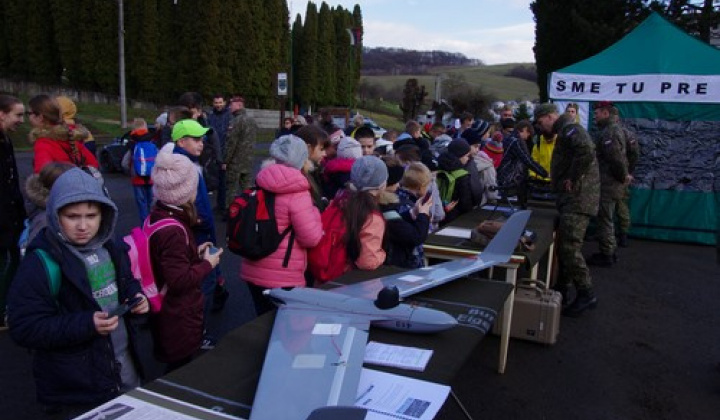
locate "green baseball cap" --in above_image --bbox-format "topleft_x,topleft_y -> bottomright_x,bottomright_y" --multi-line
172,119 -> 209,141
533,103 -> 558,120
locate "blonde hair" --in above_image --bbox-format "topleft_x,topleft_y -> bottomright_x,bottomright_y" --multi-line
132,118 -> 148,130
401,162 -> 431,191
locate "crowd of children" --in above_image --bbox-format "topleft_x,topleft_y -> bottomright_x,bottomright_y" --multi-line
1,92 -> 565,416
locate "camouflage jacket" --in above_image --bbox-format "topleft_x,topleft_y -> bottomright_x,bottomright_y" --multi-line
550,119 -> 600,216
225,109 -> 258,170
621,125 -> 640,173
594,120 -> 628,200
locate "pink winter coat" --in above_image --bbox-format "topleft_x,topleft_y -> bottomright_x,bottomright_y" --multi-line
240,163 -> 322,288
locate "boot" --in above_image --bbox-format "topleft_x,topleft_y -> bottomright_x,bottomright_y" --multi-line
562,288 -> 598,317
587,252 -> 616,267
552,284 -> 573,309
618,233 -> 628,248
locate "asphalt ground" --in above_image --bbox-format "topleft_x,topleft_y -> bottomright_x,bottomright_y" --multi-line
2,151 -> 719,420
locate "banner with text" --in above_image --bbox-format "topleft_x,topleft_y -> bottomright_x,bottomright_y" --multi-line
549,73 -> 720,103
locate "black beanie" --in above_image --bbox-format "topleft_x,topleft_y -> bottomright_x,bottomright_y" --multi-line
447,139 -> 471,158
386,165 -> 405,186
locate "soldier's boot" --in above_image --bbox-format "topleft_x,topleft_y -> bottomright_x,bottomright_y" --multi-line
587,252 -> 616,267
562,288 -> 598,317
618,233 -> 628,248
552,284 -> 573,309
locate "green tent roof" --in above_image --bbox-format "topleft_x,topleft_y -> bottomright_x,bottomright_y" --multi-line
557,12 -> 720,75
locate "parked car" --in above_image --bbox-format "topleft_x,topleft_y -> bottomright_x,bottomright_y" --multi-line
97,126 -> 157,174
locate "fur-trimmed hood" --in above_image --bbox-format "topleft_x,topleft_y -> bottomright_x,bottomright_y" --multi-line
28,124 -> 90,145
24,174 -> 50,208
377,190 -> 400,206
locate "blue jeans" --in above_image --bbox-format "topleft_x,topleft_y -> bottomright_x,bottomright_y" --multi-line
133,184 -> 153,223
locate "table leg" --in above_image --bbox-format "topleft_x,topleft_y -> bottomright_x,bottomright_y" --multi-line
498,265 -> 517,374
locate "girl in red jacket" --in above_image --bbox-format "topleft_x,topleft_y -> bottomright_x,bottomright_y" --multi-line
148,150 -> 223,371
28,94 -> 98,173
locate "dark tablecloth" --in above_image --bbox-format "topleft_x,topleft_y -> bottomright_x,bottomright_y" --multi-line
144,266 -> 513,418
425,207 -> 558,268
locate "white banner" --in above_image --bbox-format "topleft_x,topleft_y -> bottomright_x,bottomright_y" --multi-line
549,73 -> 720,103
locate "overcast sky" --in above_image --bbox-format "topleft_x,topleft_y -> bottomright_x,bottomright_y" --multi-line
289,0 -> 536,64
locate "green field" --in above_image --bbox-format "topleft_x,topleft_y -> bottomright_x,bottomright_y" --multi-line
362,63 -> 540,103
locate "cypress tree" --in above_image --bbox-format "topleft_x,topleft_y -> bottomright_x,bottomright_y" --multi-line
315,3 -> 336,106
291,14 -> 303,109
333,8 -> 353,106
297,2 -> 319,110
4,1 -> 28,78
25,0 -> 61,84
125,0 -> 161,101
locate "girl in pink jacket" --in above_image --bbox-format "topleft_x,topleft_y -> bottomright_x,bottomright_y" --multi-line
240,135 -> 322,315
333,156 -> 388,272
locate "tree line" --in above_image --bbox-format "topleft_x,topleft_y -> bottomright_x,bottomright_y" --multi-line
0,0 -> 362,110
532,0 -> 720,101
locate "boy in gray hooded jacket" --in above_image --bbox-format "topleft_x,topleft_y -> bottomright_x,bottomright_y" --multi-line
8,168 -> 149,414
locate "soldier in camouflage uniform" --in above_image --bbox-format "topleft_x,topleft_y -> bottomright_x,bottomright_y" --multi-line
224,96 -> 258,210
535,103 -> 600,317
587,102 -> 629,267
612,107 -> 640,248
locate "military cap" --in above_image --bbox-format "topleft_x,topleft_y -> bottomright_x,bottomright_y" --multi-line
533,103 -> 558,120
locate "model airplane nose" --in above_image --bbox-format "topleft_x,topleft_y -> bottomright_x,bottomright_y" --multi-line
409,307 -> 458,332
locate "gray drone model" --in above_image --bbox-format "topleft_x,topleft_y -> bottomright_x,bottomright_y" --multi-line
250,210 -> 531,420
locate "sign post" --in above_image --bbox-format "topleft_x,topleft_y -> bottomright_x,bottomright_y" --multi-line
278,72 -> 288,128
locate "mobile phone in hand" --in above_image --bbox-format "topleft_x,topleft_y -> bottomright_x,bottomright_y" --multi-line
421,191 -> 432,204
108,296 -> 143,318
208,245 -> 220,255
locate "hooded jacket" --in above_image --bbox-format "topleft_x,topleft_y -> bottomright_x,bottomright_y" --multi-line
31,125 -> 98,173
437,152 -> 473,224
8,168 -> 145,406
240,163 -> 322,288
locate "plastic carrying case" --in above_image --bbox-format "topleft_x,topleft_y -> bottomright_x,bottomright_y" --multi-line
492,279 -> 561,345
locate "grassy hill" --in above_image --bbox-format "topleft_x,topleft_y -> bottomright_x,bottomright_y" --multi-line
362,62 -> 540,103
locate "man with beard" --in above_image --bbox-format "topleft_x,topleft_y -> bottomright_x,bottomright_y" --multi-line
534,103 -> 600,317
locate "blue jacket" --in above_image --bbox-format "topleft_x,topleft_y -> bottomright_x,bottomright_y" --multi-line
173,146 -> 218,245
8,231 -> 145,405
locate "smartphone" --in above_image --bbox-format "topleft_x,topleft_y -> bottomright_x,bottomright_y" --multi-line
208,245 -> 220,255
108,296 -> 143,318
421,191 -> 432,204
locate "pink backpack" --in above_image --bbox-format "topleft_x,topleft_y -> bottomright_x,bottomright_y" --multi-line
123,218 -> 188,313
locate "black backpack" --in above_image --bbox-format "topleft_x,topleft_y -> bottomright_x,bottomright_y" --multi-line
226,187 -> 294,266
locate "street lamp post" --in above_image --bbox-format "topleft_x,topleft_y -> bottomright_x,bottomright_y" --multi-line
118,0 -> 127,128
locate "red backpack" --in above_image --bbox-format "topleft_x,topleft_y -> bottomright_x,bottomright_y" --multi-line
226,187 -> 294,266
307,201 -> 349,283
123,218 -> 188,313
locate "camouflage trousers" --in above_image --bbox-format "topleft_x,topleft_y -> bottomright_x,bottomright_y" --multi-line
597,197 -> 618,256
557,212 -> 593,290
615,186 -> 631,234
225,168 -> 253,209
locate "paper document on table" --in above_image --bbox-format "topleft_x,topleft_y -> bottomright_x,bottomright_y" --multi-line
355,368 -> 449,420
433,226 -> 472,239
364,341 -> 433,371
481,205 -> 515,212
72,390 -> 242,420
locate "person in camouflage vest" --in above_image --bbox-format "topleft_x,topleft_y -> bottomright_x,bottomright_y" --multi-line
611,107 -> 640,248
587,102 -> 629,267
535,103 -> 600,317
224,95 -> 258,210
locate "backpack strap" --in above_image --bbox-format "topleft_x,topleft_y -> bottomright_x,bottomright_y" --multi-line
143,217 -> 189,245
34,249 -> 61,306
281,227 -> 295,268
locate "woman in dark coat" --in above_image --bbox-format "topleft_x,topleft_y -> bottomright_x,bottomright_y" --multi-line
0,94 -> 26,329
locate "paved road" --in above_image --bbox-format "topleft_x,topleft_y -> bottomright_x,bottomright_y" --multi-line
1,152 -> 719,420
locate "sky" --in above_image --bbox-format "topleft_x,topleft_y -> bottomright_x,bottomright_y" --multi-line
289,0 -> 536,65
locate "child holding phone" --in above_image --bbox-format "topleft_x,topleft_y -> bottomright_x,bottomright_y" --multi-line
8,168 -> 149,415
384,161 -> 433,268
